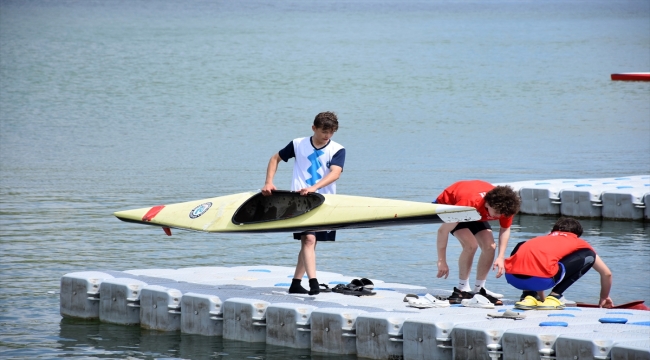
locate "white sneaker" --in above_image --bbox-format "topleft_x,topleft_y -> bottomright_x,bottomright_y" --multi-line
424,294 -> 450,307
407,293 -> 451,308
461,294 -> 495,309
476,287 -> 503,299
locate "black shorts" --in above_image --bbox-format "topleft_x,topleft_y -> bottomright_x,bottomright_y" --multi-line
451,221 -> 492,236
293,231 -> 336,241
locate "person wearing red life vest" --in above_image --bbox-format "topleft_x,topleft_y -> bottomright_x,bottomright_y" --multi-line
505,217 -> 613,310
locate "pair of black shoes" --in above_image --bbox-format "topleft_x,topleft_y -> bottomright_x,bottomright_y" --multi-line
289,278 -> 331,295
448,287 -> 473,304
448,287 -> 503,306
331,278 -> 375,297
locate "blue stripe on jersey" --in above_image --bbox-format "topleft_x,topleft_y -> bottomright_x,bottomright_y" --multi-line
306,149 -> 324,186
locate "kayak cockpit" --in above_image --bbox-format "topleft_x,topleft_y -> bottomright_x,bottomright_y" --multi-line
231,190 -> 325,225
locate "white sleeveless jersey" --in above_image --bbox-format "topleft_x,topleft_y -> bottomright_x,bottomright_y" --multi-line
290,137 -> 344,194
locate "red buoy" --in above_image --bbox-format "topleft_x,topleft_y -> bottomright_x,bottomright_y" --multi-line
611,72 -> 650,81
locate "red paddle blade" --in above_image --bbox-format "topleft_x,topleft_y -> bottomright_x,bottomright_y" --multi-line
163,227 -> 172,236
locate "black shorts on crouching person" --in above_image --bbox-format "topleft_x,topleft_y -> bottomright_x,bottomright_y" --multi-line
293,231 -> 336,241
450,221 -> 492,235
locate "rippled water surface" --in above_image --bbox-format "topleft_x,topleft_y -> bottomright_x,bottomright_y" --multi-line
1,0 -> 649,359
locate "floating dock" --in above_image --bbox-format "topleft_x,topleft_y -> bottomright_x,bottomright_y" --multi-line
60,265 -> 650,360
496,175 -> 649,221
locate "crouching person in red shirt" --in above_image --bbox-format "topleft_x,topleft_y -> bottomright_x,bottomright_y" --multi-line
505,217 -> 614,310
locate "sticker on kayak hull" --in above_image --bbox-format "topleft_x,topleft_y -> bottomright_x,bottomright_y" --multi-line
189,202 -> 212,219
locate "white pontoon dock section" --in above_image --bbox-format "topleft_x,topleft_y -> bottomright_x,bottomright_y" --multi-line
555,330 -> 650,360
98,277 -> 147,326
59,271 -> 114,319
139,284 -> 183,331
496,175 -> 650,220
60,266 -> 650,359
501,323 -> 650,360
310,307 -> 368,355
180,292 -> 223,336
611,339 -> 650,360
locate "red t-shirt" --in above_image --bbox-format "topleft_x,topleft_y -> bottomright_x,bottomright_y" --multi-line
436,180 -> 513,228
504,231 -> 595,277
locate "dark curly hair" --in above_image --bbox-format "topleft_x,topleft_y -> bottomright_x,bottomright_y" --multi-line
313,111 -> 339,132
551,217 -> 583,237
484,185 -> 520,217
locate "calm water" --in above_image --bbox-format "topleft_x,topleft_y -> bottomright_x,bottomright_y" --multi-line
1,0 -> 649,359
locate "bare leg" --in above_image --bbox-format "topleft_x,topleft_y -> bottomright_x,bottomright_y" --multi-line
453,228 -> 479,280
294,234 -> 317,280
294,248 -> 305,280
474,229 -> 496,281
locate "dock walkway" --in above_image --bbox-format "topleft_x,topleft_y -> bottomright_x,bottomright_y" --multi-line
60,265 -> 650,360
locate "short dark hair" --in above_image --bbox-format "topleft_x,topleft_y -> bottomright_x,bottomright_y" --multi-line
551,217 -> 583,237
314,111 -> 338,132
484,185 -> 520,217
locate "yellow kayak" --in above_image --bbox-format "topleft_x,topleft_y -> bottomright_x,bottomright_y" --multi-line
114,190 -> 480,235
